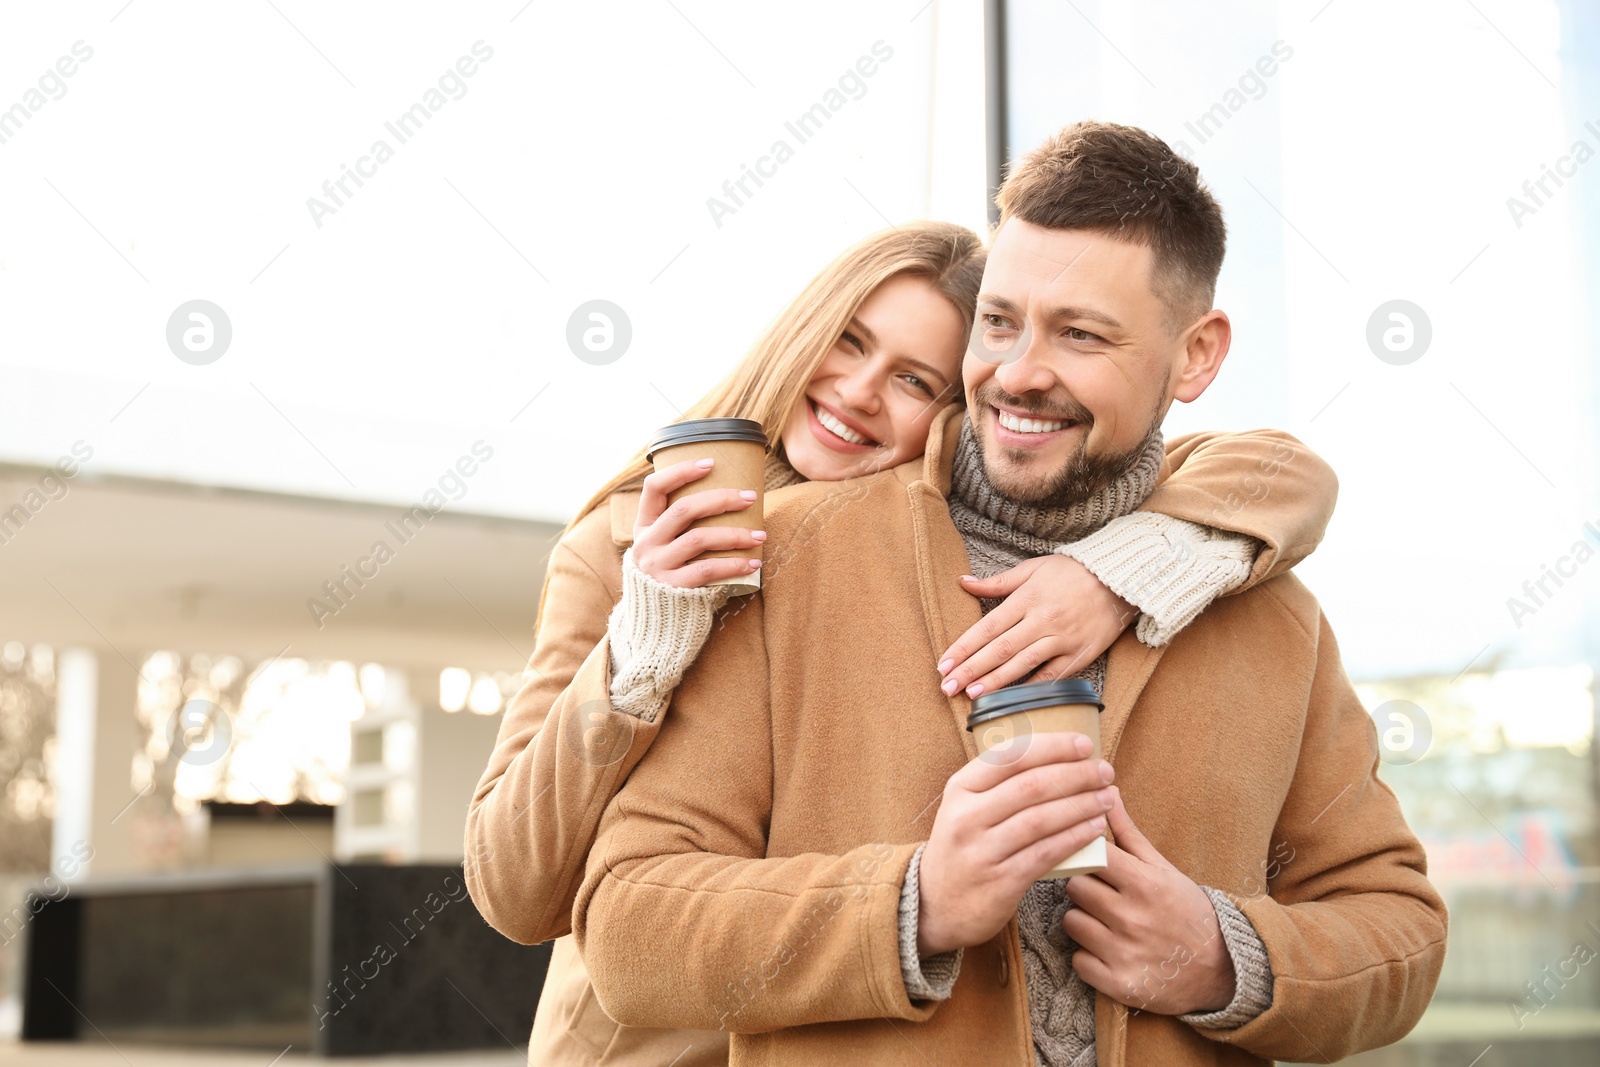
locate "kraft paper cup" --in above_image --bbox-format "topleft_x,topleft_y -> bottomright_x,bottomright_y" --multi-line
967,678 -> 1107,879
646,417 -> 769,596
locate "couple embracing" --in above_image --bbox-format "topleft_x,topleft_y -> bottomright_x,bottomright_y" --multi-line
467,121 -> 1446,1067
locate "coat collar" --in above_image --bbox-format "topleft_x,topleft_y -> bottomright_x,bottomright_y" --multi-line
608,491 -> 642,546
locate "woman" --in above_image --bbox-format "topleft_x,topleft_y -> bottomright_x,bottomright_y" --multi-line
464,221 -> 1335,1066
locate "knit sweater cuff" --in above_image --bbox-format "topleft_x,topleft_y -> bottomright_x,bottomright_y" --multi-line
897,843 -> 963,1001
1179,886 -> 1275,1030
1056,512 -> 1257,647
606,547 -> 733,724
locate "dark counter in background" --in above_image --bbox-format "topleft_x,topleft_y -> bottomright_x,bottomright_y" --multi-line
20,861 -> 551,1056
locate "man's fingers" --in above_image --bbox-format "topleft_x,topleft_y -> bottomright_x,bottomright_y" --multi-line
1070,950 -> 1133,1006
987,788 -> 1113,867
954,731 -> 1097,794
1062,870 -> 1118,915
1060,898 -> 1117,958
636,459 -> 716,526
1106,787 -> 1166,866
1005,808 -> 1111,882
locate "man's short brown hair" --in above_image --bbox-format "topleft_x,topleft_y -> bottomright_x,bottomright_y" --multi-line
995,121 -> 1226,331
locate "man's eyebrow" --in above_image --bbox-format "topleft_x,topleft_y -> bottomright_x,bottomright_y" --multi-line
977,294 -> 1124,332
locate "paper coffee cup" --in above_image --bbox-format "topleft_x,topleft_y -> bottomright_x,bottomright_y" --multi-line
646,417 -> 769,596
967,679 -> 1107,879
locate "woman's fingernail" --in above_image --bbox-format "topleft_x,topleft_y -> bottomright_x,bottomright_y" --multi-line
958,574 -> 976,582
941,678 -> 959,695
937,659 -> 953,674
749,559 -> 762,569
751,531 -> 768,542
696,458 -> 715,468
739,490 -> 758,501
966,683 -> 985,698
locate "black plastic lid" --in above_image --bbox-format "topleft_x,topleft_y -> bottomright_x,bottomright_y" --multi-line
966,678 -> 1103,730
646,417 -> 769,461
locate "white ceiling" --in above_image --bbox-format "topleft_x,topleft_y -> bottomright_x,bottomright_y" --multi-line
0,464 -> 564,674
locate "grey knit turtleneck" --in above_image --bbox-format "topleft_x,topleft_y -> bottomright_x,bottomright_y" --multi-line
947,415 -> 1163,1067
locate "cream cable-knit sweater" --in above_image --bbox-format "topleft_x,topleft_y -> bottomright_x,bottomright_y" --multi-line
605,456 -> 802,721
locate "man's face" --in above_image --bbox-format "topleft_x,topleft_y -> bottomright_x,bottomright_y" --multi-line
964,219 -> 1195,505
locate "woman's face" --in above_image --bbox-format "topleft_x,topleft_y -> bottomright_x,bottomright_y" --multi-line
780,273 -> 967,482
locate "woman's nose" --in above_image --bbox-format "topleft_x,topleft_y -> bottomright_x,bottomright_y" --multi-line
835,366 -> 882,413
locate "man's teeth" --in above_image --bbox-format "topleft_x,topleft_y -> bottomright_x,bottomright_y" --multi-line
815,403 -> 871,445
997,410 -> 1069,434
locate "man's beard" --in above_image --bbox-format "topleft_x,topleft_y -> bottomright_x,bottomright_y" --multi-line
975,382 -> 1164,508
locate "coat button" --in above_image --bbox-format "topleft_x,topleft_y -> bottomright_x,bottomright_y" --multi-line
998,951 -> 1010,986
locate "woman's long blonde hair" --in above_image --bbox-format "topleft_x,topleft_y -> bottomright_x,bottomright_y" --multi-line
566,220 -> 986,535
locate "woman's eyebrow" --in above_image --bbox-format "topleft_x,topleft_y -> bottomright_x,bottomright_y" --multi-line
847,316 -> 878,346
901,357 -> 950,388
852,316 -> 949,387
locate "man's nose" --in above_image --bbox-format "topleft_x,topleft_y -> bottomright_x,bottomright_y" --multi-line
992,334 -> 1056,397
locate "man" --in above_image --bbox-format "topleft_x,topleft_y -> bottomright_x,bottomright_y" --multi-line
568,122 -> 1447,1066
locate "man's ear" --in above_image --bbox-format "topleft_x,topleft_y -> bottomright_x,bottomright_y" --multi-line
1171,309 -> 1231,404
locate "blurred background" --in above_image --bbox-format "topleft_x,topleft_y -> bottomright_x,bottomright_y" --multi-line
0,0 -> 1595,1063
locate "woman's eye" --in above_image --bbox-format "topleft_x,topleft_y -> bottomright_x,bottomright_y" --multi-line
840,330 -> 865,352
902,374 -> 935,397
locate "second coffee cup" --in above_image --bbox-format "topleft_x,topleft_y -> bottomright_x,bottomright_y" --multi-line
646,417 -> 769,596
967,678 -> 1107,879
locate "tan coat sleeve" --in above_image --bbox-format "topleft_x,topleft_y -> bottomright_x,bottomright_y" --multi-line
573,591 -> 937,1033
1148,429 -> 1338,591
1199,595 -> 1448,1062
463,502 -> 665,945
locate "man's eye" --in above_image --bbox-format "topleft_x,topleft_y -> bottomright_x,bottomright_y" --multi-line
1067,327 -> 1099,342
982,314 -> 1014,330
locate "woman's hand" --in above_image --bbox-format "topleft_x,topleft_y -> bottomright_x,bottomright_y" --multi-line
632,458 -> 765,588
938,555 -> 1136,699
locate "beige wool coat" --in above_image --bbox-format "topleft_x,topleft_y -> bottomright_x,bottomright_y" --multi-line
466,413 -> 1362,1066
566,405 -> 1445,1065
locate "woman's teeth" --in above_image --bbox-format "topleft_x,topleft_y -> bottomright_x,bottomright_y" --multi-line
815,402 -> 872,445
997,410 -> 1070,434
